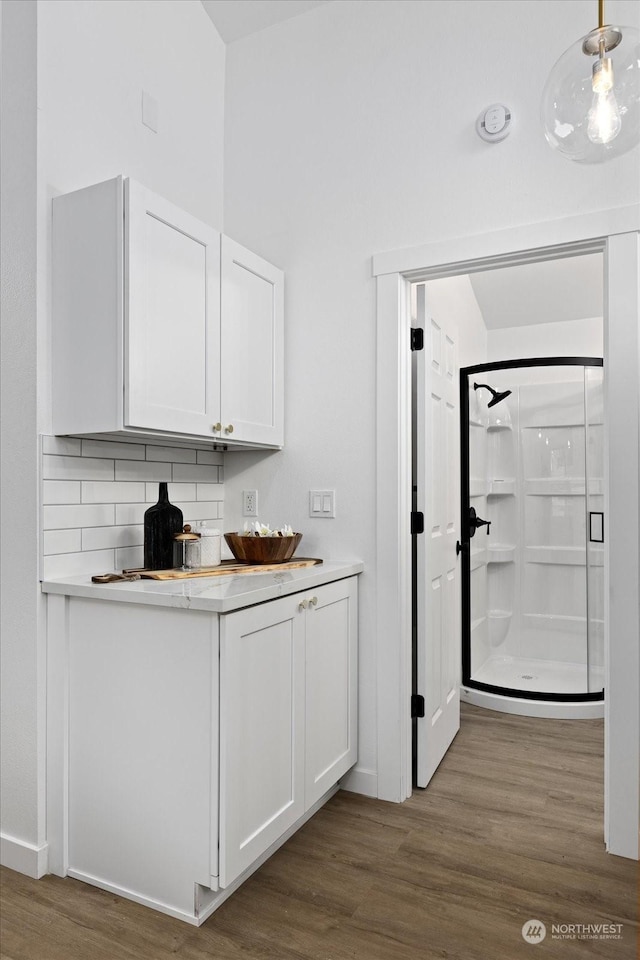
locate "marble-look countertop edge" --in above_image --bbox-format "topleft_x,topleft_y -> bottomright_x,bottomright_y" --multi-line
41,561 -> 364,613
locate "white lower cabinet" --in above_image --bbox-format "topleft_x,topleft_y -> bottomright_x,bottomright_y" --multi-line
219,577 -> 358,888
48,574 -> 358,924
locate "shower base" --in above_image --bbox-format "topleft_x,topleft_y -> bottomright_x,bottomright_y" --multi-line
463,655 -> 604,719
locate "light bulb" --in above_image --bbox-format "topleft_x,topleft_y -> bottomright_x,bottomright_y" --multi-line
587,55 -> 622,144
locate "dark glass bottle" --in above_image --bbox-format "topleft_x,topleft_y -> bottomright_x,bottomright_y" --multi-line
144,482 -> 183,570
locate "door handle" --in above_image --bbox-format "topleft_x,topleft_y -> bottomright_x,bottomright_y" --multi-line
469,506 -> 491,537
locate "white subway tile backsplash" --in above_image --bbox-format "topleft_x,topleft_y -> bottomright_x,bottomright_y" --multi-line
43,503 -> 115,530
42,480 -> 81,504
82,439 -> 145,461
42,436 -> 82,456
115,460 -> 172,482
196,450 -> 224,466
173,462 -> 220,483
146,445 -> 197,464
115,502 -> 154,525
177,501 -> 223,523
43,455 -> 114,481
145,482 -> 196,503
82,524 -> 144,552
196,483 -> 225,501
82,481 -> 146,503
43,529 -> 82,555
43,549 -> 115,580
40,435 -> 225,579
116,546 -> 144,570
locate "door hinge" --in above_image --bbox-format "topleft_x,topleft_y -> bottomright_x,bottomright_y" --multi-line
411,694 -> 425,718
411,511 -> 424,535
410,327 -> 424,351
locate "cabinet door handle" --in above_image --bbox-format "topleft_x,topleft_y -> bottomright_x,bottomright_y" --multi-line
224,424 -> 234,434
309,596 -> 318,606
298,599 -> 308,611
212,422 -> 222,432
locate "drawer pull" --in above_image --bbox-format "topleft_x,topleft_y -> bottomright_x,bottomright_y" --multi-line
309,596 -> 318,606
298,599 -> 308,611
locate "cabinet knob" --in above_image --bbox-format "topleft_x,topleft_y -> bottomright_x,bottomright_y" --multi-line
309,596 -> 318,606
212,422 -> 222,432
298,599 -> 308,611
225,424 -> 234,434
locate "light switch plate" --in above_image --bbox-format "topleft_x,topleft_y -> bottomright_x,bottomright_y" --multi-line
309,490 -> 335,518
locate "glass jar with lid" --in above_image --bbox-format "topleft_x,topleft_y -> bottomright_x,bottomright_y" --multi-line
173,525 -> 201,571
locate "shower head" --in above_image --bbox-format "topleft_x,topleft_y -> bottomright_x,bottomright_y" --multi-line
473,382 -> 512,408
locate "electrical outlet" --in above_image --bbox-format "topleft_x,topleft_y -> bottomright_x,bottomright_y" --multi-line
242,490 -> 258,517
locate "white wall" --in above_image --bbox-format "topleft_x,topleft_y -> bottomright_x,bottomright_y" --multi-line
222,0 -> 640,791
0,0 -> 44,875
488,316 -> 603,362
1,0 -> 226,874
38,0 -> 226,436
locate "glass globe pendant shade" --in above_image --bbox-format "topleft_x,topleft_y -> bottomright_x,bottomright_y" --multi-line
541,23 -> 640,163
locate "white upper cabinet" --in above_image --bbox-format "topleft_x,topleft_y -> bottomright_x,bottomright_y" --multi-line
126,180 -> 221,437
52,176 -> 283,449
221,238 -> 284,446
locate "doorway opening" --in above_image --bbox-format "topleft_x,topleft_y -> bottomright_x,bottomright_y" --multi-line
411,251 -> 605,788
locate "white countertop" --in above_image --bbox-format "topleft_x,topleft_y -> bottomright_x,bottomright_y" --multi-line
41,560 -> 364,613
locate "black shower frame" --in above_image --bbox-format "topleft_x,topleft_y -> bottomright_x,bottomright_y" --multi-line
460,356 -> 605,703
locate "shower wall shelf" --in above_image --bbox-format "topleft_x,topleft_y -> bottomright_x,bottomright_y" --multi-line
487,479 -> 516,495
526,545 -> 587,565
469,478 -> 489,497
487,423 -> 512,431
487,609 -> 512,646
524,479 -> 587,496
469,547 -> 486,572
487,544 -> 516,563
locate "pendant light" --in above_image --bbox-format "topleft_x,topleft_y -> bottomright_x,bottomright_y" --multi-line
541,0 -> 640,163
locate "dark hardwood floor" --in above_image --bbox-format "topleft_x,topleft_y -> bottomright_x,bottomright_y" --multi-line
2,703 -> 637,959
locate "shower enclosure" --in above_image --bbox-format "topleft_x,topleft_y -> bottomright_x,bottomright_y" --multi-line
460,358 -> 604,718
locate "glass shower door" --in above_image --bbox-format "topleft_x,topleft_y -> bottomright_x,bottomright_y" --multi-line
461,359 -> 604,702
585,367 -> 605,694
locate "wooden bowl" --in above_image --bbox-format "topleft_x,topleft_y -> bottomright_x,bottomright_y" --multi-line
224,532 -> 303,564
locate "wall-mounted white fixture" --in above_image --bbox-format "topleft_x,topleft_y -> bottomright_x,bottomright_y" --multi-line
476,103 -> 512,143
541,0 -> 639,163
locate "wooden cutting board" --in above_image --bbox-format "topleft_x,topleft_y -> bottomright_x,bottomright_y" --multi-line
92,558 -> 323,583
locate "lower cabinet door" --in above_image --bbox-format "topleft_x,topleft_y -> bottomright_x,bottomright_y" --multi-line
219,595 -> 305,888
305,578 -> 358,808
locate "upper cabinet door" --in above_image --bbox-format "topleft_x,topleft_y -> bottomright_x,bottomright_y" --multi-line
221,237 -> 284,447
125,181 -> 221,437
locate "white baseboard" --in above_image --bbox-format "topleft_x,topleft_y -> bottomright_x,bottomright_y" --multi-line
339,766 -> 378,798
1,833 -> 49,879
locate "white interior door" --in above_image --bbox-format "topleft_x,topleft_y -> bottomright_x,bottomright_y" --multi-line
415,283 -> 461,787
